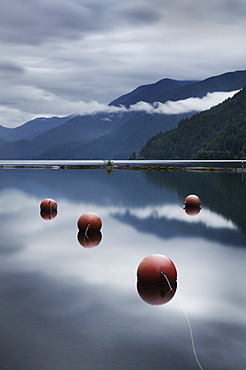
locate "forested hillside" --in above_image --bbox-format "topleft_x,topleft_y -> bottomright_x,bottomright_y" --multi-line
140,87 -> 246,160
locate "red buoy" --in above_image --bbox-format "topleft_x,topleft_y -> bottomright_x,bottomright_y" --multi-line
77,230 -> 102,248
137,281 -> 177,305
137,254 -> 177,284
40,198 -> 57,212
77,212 -> 102,232
184,194 -> 201,207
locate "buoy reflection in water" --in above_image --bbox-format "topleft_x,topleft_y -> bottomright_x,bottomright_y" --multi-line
137,281 -> 177,305
185,205 -> 201,216
77,230 -> 102,248
40,209 -> 57,220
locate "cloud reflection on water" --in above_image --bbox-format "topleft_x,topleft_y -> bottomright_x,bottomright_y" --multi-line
110,204 -> 237,230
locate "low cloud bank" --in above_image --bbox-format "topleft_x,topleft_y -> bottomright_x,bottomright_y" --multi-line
0,90 -> 239,128
76,90 -> 239,116
131,90 -> 239,114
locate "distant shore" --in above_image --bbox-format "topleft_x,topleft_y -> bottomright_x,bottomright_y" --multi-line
0,163 -> 246,172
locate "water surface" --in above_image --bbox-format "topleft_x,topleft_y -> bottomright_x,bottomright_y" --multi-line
0,167 -> 245,370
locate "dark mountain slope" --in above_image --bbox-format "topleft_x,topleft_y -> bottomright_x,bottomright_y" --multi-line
0,137 -> 6,145
109,78 -> 197,107
140,87 -> 246,160
0,116 -> 71,142
0,139 -> 34,159
84,113 -> 189,160
0,112 -> 135,159
43,112 -> 193,159
109,70 -> 246,108
154,70 -> 246,102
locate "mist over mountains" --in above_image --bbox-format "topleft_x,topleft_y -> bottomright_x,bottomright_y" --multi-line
0,69 -> 246,159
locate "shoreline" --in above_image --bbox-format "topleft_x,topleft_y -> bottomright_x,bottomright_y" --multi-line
0,164 -> 245,172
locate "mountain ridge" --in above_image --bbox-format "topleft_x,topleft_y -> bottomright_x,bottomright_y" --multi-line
109,78 -> 198,107
0,116 -> 72,142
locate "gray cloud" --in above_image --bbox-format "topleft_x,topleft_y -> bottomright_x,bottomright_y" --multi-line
0,60 -> 25,74
122,2 -> 162,24
0,0 -> 245,127
0,1 -> 98,45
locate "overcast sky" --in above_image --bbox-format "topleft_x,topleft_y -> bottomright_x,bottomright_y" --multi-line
1,0 -> 246,128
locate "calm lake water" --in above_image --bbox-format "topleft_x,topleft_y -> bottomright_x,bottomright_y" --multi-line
0,164 -> 245,370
